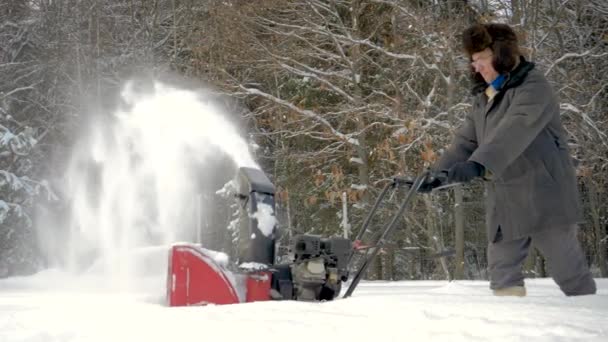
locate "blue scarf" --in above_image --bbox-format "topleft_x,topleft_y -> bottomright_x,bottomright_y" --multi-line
489,74 -> 507,91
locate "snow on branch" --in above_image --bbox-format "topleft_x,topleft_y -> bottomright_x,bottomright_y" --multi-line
272,54 -> 351,81
278,62 -> 355,102
351,184 -> 367,191
584,83 -> 607,109
0,170 -> 56,201
421,117 -> 451,130
0,200 -> 14,224
239,86 -> 359,146
254,16 -> 448,82
0,62 -> 29,68
414,58 -> 450,85
560,103 -> 608,147
0,125 -> 37,156
0,85 -> 36,99
0,170 -> 26,192
405,80 -> 429,107
257,24 -> 343,62
349,157 -> 363,164
0,124 -> 16,146
545,51 -> 608,76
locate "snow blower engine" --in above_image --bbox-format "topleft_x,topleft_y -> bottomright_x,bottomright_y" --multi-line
166,167 -> 351,306
272,234 -> 351,301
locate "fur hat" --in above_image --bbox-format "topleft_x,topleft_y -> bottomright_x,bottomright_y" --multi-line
462,23 -> 521,74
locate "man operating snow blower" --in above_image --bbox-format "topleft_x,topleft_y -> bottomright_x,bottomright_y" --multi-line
419,23 -> 596,297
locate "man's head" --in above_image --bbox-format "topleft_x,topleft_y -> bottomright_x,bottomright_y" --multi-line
462,23 -> 521,83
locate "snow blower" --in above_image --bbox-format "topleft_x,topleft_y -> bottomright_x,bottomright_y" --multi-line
167,167 -> 436,306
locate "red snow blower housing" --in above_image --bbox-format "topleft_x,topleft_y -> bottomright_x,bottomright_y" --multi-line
166,166 -> 436,306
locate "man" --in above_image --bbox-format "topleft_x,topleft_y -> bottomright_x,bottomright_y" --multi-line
424,23 -> 596,296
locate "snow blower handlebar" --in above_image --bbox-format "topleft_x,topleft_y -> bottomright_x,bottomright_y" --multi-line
343,169 -> 460,298
392,170 -> 455,192
347,170 -> 449,261
343,170 -> 432,298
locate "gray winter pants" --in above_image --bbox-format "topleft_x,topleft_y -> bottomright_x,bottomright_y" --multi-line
487,224 -> 596,296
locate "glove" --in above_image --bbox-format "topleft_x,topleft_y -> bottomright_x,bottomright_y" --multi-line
447,161 -> 484,183
396,172 -> 446,193
417,177 -> 443,193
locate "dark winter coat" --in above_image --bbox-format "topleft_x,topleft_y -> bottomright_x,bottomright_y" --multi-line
435,58 -> 583,242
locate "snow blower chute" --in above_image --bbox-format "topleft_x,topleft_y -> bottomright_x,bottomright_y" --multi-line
167,167 -> 435,306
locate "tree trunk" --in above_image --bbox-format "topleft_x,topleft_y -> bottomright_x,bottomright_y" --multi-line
524,246 -> 538,277
388,246 -> 395,280
586,177 -> 608,277
454,184 -> 465,279
350,0 -> 371,208
511,0 -> 521,25
374,249 -> 384,280
536,253 -> 547,277
348,0 -> 376,278
424,196 -> 450,280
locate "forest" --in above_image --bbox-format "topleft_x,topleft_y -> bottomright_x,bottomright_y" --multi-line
0,0 -> 606,281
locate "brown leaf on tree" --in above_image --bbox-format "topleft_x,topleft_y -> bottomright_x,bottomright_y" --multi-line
407,120 -> 418,131
577,165 -> 592,178
325,190 -> 338,204
384,140 -> 392,153
280,189 -> 289,202
348,189 -> 361,202
314,170 -> 325,187
421,142 -> 437,163
331,165 -> 344,182
307,195 -> 318,206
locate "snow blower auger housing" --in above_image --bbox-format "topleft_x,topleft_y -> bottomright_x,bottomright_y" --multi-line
167,166 -> 432,306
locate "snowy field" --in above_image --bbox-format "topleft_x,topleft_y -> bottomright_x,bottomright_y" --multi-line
0,271 -> 606,342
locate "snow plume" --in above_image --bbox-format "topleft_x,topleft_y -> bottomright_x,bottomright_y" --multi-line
62,80 -> 258,290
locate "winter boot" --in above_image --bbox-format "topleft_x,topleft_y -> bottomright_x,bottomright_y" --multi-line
493,286 -> 526,297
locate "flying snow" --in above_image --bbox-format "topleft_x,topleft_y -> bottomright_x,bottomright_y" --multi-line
62,81 -> 259,289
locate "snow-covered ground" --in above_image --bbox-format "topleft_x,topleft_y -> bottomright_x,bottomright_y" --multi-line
0,271 -> 606,342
